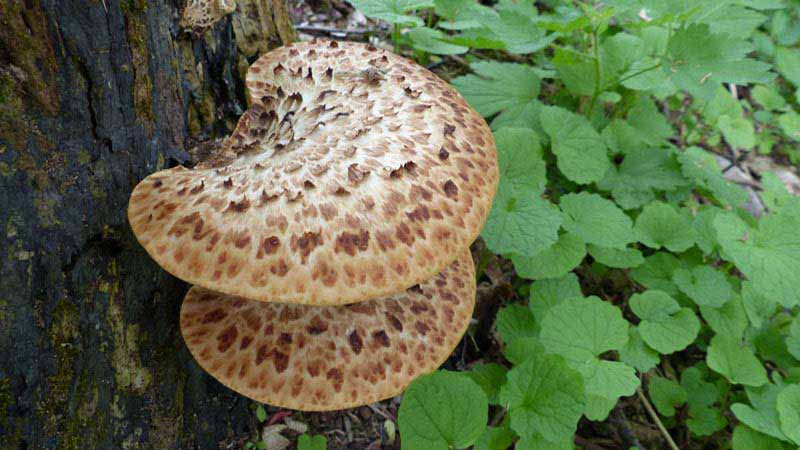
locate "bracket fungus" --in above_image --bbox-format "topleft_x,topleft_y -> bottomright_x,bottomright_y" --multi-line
128,39 -> 498,306
128,39 -> 498,411
180,251 -> 475,411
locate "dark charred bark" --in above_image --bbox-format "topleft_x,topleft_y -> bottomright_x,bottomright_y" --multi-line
0,0 -> 292,448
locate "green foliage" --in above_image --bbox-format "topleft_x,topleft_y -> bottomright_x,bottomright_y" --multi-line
398,371 -> 488,450
297,434 -> 328,450
349,0 -> 800,447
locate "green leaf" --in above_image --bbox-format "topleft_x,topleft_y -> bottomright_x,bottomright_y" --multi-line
529,273 -> 583,320
496,303 -> 537,344
692,205 -> 722,254
511,232 -> 587,280
482,197 -> 562,257
398,371 -> 488,450
627,97 -> 674,146
733,425 -> 795,450
719,114 -> 756,150
619,327 -> 660,372
494,127 -> 546,198
742,280 -> 779,328
761,172 -> 800,212
256,405 -> 267,423
498,353 -> 585,444
597,146 -> 687,210
701,5 -> 767,37
451,61 -> 540,120
715,210 -> 800,308
673,265 -> 733,308
776,46 -> 800,87
634,201 -> 696,252
588,245 -> 645,269
681,366 -> 728,436
298,434 -> 327,450
777,384 -> 800,444
630,290 -> 700,355
787,317 -> 800,361
407,27 -> 469,54
473,421 -> 515,450
601,119 -> 648,155
480,8 -> 556,54
707,334 -> 768,387
504,337 -> 546,365
703,85 -> 744,124
648,376 -> 688,417
751,85 -> 787,110
630,252 -> 685,296
467,363 -> 507,405
540,106 -> 611,185
540,296 -> 638,420
778,111 -> 800,142
434,0 -> 495,29
688,406 -> 729,437
700,295 -> 749,341
552,47 -> 595,97
560,192 -> 635,249
581,359 -> 640,420
679,146 -> 748,207
666,24 -> 773,98
348,0 -> 433,25
732,382 -> 791,441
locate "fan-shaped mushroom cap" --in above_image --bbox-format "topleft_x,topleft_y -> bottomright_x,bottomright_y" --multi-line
179,0 -> 236,33
179,250 -> 475,411
128,39 -> 498,305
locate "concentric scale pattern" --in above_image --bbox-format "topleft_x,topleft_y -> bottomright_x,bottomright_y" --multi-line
128,40 -> 498,305
180,251 -> 476,411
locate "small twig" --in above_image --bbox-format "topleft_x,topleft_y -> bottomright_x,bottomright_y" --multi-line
574,435 -> 610,450
611,407 -> 645,449
488,408 -> 506,427
637,386 -> 680,450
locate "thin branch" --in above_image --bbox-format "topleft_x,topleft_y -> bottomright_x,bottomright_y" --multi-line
637,386 -> 680,450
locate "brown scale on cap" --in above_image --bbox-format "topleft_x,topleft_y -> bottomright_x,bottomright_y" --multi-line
180,0 -> 236,34
180,250 -> 476,411
128,39 -> 498,305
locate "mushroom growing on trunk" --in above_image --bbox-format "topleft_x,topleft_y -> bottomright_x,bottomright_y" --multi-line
128,39 -> 498,411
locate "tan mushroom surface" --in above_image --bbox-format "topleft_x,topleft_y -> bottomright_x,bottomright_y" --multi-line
179,250 -> 476,411
128,39 -> 498,306
179,0 -> 237,33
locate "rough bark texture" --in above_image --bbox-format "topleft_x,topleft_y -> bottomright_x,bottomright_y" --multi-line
0,0 -> 293,448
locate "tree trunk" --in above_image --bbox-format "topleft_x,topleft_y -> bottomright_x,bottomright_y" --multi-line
0,1 -> 293,448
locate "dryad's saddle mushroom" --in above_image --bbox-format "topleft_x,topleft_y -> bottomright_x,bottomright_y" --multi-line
128,39 -> 498,411
128,39 -> 498,306
181,250 -> 475,411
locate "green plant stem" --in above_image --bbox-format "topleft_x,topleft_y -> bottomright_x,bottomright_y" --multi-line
393,23 -> 401,53
637,386 -> 680,450
588,27 -> 601,116
618,63 -> 662,84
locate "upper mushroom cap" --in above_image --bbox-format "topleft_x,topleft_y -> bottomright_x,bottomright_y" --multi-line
179,249 -> 476,411
128,39 -> 498,305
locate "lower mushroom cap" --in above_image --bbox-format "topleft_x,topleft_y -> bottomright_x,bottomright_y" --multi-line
180,250 -> 476,411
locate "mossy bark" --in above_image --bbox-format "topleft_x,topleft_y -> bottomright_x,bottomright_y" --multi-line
0,0 -> 292,448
